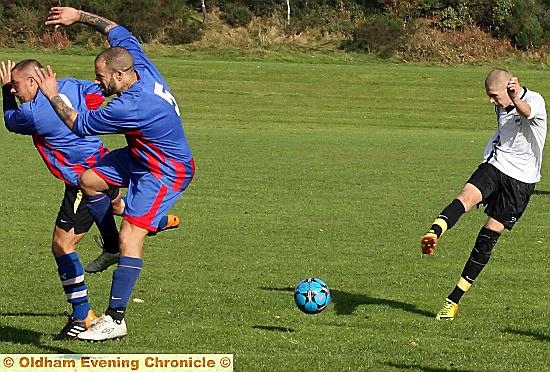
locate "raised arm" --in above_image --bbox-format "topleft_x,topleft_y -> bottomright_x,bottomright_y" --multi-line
0,60 -> 17,109
507,77 -> 531,119
46,6 -> 117,35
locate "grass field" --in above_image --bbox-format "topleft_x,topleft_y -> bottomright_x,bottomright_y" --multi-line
0,49 -> 549,371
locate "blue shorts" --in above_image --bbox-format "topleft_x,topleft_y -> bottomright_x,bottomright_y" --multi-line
91,147 -> 192,232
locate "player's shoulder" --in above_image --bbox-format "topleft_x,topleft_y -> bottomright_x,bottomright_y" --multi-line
525,88 -> 545,103
57,77 -> 95,89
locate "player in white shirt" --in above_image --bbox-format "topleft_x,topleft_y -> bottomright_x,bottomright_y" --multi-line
420,69 -> 547,320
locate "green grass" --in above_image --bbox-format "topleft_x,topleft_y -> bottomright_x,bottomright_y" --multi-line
0,50 -> 549,371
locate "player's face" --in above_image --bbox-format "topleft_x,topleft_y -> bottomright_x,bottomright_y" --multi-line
10,68 -> 38,102
94,61 -> 118,97
485,86 -> 512,108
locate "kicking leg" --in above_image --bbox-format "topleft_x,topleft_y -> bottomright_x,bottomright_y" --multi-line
421,183 -> 482,255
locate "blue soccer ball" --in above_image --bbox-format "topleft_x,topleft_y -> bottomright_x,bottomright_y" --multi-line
294,277 -> 331,314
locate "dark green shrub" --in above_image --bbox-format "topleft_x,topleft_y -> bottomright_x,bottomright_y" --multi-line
222,3 -> 253,27
514,16 -> 543,49
502,0 -> 543,49
164,18 -> 203,45
345,14 -> 406,58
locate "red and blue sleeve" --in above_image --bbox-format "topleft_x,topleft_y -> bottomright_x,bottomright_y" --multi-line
73,96 -> 140,137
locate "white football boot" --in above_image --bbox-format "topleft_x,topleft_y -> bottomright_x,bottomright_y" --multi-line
77,314 -> 127,341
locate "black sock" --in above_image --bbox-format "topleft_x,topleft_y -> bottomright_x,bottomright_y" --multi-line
430,199 -> 466,238
448,226 -> 500,303
106,307 -> 126,323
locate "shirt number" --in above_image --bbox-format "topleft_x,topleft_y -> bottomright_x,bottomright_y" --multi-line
154,82 -> 180,116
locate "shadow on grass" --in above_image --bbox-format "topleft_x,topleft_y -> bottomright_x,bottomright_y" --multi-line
384,362 -> 476,372
533,189 -> 550,195
262,287 -> 435,318
502,327 -> 549,342
252,325 -> 296,333
1,312 -> 64,317
0,325 -> 74,353
0,312 -> 75,353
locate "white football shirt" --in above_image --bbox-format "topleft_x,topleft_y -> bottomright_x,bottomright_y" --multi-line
482,87 -> 547,184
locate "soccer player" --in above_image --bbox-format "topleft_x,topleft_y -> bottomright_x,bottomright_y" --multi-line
420,69 -> 547,320
35,6 -> 195,341
0,58 -> 121,339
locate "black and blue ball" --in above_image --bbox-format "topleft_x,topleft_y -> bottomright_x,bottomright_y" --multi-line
294,277 -> 331,314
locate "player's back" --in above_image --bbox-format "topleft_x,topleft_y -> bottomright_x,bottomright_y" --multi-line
26,78 -> 106,185
105,25 -> 193,190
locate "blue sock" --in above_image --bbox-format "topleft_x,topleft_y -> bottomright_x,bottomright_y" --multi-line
109,256 -> 143,311
55,252 -> 90,320
84,193 -> 119,254
157,215 -> 168,229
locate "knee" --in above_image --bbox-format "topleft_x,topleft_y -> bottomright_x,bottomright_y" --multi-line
118,223 -> 147,257
51,235 -> 76,257
78,170 -> 103,196
457,184 -> 483,211
472,228 -> 500,263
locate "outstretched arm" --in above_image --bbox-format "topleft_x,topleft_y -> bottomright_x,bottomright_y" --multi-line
32,65 -> 78,130
46,6 -> 117,35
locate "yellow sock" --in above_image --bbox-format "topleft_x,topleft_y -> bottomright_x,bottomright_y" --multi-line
457,277 -> 472,292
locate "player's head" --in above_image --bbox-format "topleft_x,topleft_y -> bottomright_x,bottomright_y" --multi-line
485,68 -> 513,108
10,59 -> 43,102
94,46 -> 135,96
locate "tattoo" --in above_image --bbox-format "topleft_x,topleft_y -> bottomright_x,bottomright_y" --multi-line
50,96 -> 77,129
79,11 -> 116,34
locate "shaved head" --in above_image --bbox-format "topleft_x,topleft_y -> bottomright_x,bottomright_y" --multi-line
485,69 -> 513,90
13,59 -> 43,74
95,46 -> 134,74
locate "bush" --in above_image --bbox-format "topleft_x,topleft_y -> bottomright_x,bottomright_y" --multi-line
436,3 -> 473,31
164,18 -> 204,45
222,3 -> 253,27
514,16 -> 543,49
288,4 -> 356,36
502,0 -> 543,49
344,14 -> 406,58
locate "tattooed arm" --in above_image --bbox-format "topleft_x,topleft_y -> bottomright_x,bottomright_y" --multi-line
32,66 -> 77,130
46,7 -> 117,35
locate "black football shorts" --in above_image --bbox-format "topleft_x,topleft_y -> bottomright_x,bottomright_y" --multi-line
467,162 -> 535,230
56,185 -> 120,234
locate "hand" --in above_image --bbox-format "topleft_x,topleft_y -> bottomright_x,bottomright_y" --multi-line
0,60 -> 15,86
45,7 -> 80,27
32,65 -> 59,100
507,76 -> 521,101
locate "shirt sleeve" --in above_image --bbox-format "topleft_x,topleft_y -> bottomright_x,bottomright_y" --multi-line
526,94 -> 546,124
107,26 -> 149,71
3,91 -> 36,135
73,95 -> 141,137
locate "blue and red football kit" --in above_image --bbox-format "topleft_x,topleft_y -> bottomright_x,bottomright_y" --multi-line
72,26 -> 194,232
3,78 -> 106,187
